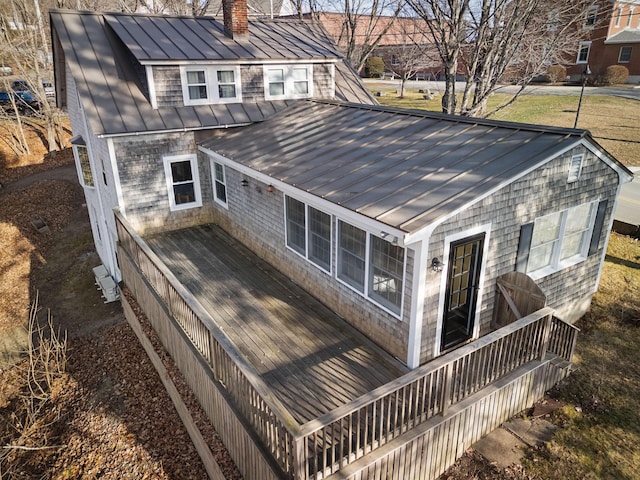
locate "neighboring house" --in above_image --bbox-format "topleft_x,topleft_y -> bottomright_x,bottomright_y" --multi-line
568,0 -> 640,83
205,0 -> 297,17
52,3 -> 632,480
310,12 -> 440,77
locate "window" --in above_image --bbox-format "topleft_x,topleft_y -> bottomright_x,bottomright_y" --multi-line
369,235 -> 404,312
583,5 -> 598,27
213,162 -> 227,207
73,144 -> 94,187
163,154 -> 202,211
616,6 -> 623,27
391,55 -> 399,66
264,65 -> 313,100
628,7 -> 634,27
338,221 -> 367,290
577,42 -> 591,64
337,220 -> 405,316
527,202 -> 596,276
567,154 -> 584,183
180,66 -> 241,105
619,46 -> 632,63
285,196 -> 331,272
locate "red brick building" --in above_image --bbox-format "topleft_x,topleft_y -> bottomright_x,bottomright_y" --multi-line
568,0 -> 640,83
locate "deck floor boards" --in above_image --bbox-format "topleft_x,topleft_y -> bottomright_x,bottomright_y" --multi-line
146,224 -> 408,423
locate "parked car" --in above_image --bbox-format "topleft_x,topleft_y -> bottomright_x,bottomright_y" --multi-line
11,79 -> 30,92
0,90 -> 41,115
42,81 -> 55,97
0,66 -> 12,75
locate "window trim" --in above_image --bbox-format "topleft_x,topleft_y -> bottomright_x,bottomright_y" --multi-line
336,219 -> 406,318
212,161 -> 228,208
72,143 -> 95,188
264,64 -> 313,100
180,65 -> 242,106
576,42 -> 591,64
284,195 -> 332,274
163,154 -> 202,212
619,46 -> 632,63
526,201 -> 597,280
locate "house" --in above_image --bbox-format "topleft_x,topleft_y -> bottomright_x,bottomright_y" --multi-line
568,0 -> 640,83
51,3 -> 632,480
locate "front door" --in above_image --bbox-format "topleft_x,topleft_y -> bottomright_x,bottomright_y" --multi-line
441,234 -> 485,351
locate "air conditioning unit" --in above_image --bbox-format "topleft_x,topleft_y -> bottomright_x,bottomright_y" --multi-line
92,265 -> 120,303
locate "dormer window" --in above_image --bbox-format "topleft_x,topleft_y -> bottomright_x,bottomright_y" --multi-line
180,65 -> 242,105
264,65 -> 313,100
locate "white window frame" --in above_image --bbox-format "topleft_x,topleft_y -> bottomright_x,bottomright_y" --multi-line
527,202 -> 597,280
284,195 -> 332,274
72,144 -> 95,188
616,6 -> 623,27
180,65 -> 242,106
212,161 -> 228,208
163,154 -> 202,211
264,65 -> 313,100
619,46 -> 632,63
336,219 -> 405,318
577,42 -> 591,64
567,154 -> 584,183
628,7 -> 634,27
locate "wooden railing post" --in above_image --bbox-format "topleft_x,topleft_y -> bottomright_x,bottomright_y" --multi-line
539,313 -> 552,361
293,436 -> 307,480
441,363 -> 452,417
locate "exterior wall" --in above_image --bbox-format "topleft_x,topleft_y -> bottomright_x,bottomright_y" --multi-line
113,132 -> 215,235
152,62 -> 339,107
199,152 -> 412,361
66,65 -> 122,279
419,145 -> 620,364
567,1 -> 640,82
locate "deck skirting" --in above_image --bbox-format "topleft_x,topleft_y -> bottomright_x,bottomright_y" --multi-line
119,245 -> 286,480
324,358 -> 570,480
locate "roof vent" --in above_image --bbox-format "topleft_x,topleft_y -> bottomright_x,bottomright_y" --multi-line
222,0 -> 249,40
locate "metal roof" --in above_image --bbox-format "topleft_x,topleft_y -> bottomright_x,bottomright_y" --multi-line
103,13 -> 342,63
51,10 -> 373,137
605,29 -> 640,44
200,101 -> 596,234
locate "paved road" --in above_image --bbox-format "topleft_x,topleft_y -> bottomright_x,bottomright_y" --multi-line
615,167 -> 640,230
366,79 -> 640,101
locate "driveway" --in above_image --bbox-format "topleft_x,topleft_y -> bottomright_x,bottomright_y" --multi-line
614,167 -> 640,234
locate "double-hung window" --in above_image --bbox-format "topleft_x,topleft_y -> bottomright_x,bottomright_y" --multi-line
285,196 -> 331,272
163,154 -> 202,211
181,66 -> 242,105
213,162 -> 228,207
577,42 -> 591,64
264,65 -> 313,100
527,202 -> 596,276
74,144 -> 94,187
337,220 -> 405,316
619,46 -> 632,63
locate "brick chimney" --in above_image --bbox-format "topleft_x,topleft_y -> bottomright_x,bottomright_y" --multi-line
222,0 -> 249,40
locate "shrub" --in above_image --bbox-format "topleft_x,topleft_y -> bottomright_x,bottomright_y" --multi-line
604,65 -> 629,85
365,56 -> 385,78
547,65 -> 567,83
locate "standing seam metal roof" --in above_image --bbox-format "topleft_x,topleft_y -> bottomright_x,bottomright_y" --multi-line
51,10 -> 373,136
199,101 -> 594,233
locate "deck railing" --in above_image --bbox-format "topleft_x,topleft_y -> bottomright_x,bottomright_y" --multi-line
115,212 -> 578,480
115,212 -> 301,477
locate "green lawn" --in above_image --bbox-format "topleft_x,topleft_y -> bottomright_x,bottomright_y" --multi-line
372,82 -> 640,479
371,86 -> 640,167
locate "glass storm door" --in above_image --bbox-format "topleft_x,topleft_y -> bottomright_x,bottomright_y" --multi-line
441,234 -> 485,351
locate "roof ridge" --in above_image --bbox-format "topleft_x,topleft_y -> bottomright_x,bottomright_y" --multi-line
307,99 -> 590,137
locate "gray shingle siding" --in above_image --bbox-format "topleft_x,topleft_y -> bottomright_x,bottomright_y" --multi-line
203,156 -> 412,361
152,66 -> 183,107
114,132 -> 214,234
420,145 -> 619,363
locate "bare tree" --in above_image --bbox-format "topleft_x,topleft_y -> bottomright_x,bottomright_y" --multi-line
406,0 -> 600,116
385,20 -> 439,97
319,0 -> 405,73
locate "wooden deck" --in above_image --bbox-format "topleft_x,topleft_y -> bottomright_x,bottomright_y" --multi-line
146,225 -> 408,424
